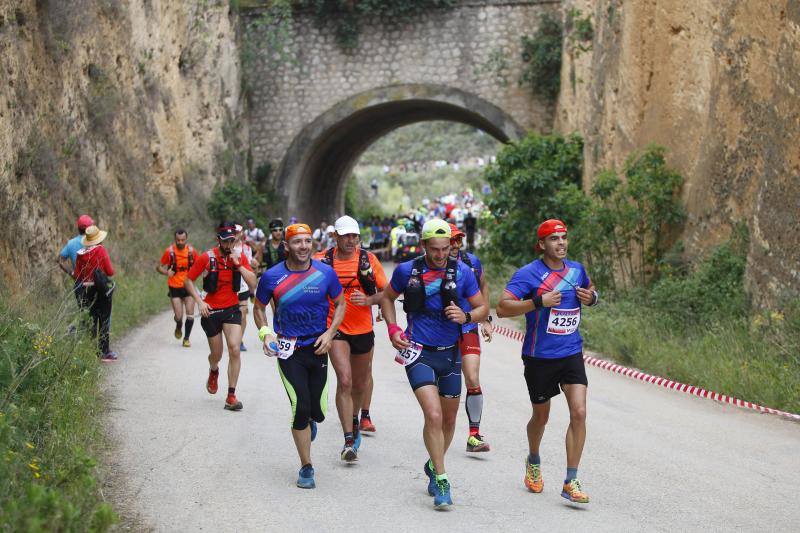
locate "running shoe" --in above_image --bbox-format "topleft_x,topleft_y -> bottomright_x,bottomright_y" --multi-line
341,445 -> 358,462
100,351 -> 118,362
359,417 -> 376,432
423,460 -> 436,496
224,395 -> 243,411
353,431 -> 362,451
297,464 -> 315,489
240,342 -> 247,352
174,326 -> 182,340
561,479 -> 589,503
206,369 -> 219,394
310,420 -> 317,442
433,477 -> 453,509
466,434 -> 491,453
524,458 -> 543,493
182,338 -> 191,348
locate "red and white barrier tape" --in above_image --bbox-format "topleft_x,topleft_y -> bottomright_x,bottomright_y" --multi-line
492,324 -> 800,421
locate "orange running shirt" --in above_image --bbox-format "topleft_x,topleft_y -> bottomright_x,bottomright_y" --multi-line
315,248 -> 388,335
187,247 -> 252,309
160,244 -> 195,289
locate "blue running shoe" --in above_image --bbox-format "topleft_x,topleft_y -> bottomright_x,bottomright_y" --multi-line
433,477 -> 453,509
296,464 -> 315,489
353,430 -> 362,451
423,460 -> 436,496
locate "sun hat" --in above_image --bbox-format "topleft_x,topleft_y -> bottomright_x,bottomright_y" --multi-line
534,219 -> 567,253
81,225 -> 108,246
421,218 -> 452,240
335,215 -> 360,236
76,214 -> 95,231
285,223 -> 312,241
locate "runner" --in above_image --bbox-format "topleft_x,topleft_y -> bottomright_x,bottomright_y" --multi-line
317,216 -> 388,462
496,219 -> 598,504
262,218 -> 287,270
184,221 -> 257,411
244,218 -> 265,266
312,220 -> 329,252
235,224 -> 259,352
448,224 -> 492,453
379,218 -> 488,509
253,223 -> 345,489
156,229 -> 196,347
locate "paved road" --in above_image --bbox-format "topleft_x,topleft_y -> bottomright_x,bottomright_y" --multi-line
105,299 -> 799,532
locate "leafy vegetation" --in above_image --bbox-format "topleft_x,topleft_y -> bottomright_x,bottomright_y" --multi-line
206,181 -> 271,228
520,13 -> 563,100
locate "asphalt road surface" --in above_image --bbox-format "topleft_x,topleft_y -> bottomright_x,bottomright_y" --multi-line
105,299 -> 799,532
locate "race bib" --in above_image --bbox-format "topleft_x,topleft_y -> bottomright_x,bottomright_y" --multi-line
276,336 -> 297,359
546,308 -> 581,335
395,341 -> 423,366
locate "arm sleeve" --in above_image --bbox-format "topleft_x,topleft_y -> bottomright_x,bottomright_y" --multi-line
370,254 -> 389,290
160,249 -> 170,265
187,252 -> 209,282
504,268 -> 534,300
255,273 -> 273,305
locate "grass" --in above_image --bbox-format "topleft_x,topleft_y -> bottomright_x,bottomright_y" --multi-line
0,218 -> 214,531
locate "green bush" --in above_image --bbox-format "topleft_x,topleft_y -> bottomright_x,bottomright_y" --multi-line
206,181 -> 269,228
520,13 -> 563,100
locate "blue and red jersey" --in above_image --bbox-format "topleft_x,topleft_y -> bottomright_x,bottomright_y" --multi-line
256,260 -> 342,346
504,259 -> 591,359
390,259 -> 480,347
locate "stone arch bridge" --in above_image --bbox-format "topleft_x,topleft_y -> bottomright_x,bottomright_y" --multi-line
243,0 -> 560,222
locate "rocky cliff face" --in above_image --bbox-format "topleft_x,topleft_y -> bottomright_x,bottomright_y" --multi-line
0,0 -> 245,285
556,0 -> 800,306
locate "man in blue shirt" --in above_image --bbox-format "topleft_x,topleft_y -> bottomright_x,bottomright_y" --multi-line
253,223 -> 345,490
58,214 -> 94,276
497,219 -> 598,505
380,218 -> 488,509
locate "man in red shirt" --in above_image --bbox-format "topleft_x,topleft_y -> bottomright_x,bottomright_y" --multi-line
185,221 -> 257,411
156,228 -> 196,347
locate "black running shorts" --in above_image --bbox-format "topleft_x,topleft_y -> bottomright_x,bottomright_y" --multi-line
238,290 -> 251,302
200,305 -> 242,338
523,353 -> 588,404
333,331 -> 375,355
168,287 -> 190,299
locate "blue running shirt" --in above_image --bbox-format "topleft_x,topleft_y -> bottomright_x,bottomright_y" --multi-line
256,260 -> 343,346
391,259 -> 480,347
504,259 -> 591,359
457,251 -> 484,334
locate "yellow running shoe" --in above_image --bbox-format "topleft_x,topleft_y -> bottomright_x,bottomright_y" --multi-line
182,338 -> 191,348
561,479 -> 589,503
524,459 -> 543,493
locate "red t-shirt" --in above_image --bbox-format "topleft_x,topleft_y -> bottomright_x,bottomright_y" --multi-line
74,245 -> 115,283
187,247 -> 252,309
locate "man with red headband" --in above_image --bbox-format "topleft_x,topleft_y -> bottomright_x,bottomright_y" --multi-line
497,219 -> 598,504
448,223 -> 493,453
253,223 -> 345,490
185,221 -> 257,411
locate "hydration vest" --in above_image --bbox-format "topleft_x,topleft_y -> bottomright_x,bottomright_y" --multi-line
264,241 -> 287,269
168,244 -> 194,273
322,247 -> 378,296
403,256 -> 459,314
202,248 -> 240,294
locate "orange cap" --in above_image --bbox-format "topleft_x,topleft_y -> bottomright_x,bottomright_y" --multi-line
285,223 -> 312,241
448,223 -> 465,240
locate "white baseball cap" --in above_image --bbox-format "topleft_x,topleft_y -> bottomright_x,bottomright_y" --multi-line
334,216 -> 360,236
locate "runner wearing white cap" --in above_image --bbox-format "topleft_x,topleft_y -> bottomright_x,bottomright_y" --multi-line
316,216 -> 388,462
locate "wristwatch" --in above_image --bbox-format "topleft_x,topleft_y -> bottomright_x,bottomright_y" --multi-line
487,315 -> 493,323
464,312 -> 472,324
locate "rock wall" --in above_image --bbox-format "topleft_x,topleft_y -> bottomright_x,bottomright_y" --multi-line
0,0 -> 245,286
556,0 -> 800,306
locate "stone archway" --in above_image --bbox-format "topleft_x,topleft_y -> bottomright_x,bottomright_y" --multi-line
276,84 -> 525,223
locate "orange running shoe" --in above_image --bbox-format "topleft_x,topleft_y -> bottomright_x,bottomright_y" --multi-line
359,417 -> 376,433
561,479 -> 589,503
524,458 -> 543,493
206,369 -> 219,395
224,394 -> 243,411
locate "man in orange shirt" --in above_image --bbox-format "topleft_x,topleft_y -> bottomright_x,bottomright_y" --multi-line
317,215 -> 388,462
156,229 -> 197,347
185,221 -> 257,411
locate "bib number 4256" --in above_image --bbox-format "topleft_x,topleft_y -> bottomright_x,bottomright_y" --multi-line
546,308 -> 581,335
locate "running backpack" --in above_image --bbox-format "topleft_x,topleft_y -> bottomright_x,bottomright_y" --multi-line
202,248 -> 240,294
169,244 -> 194,273
323,248 -> 378,296
403,256 -> 459,313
